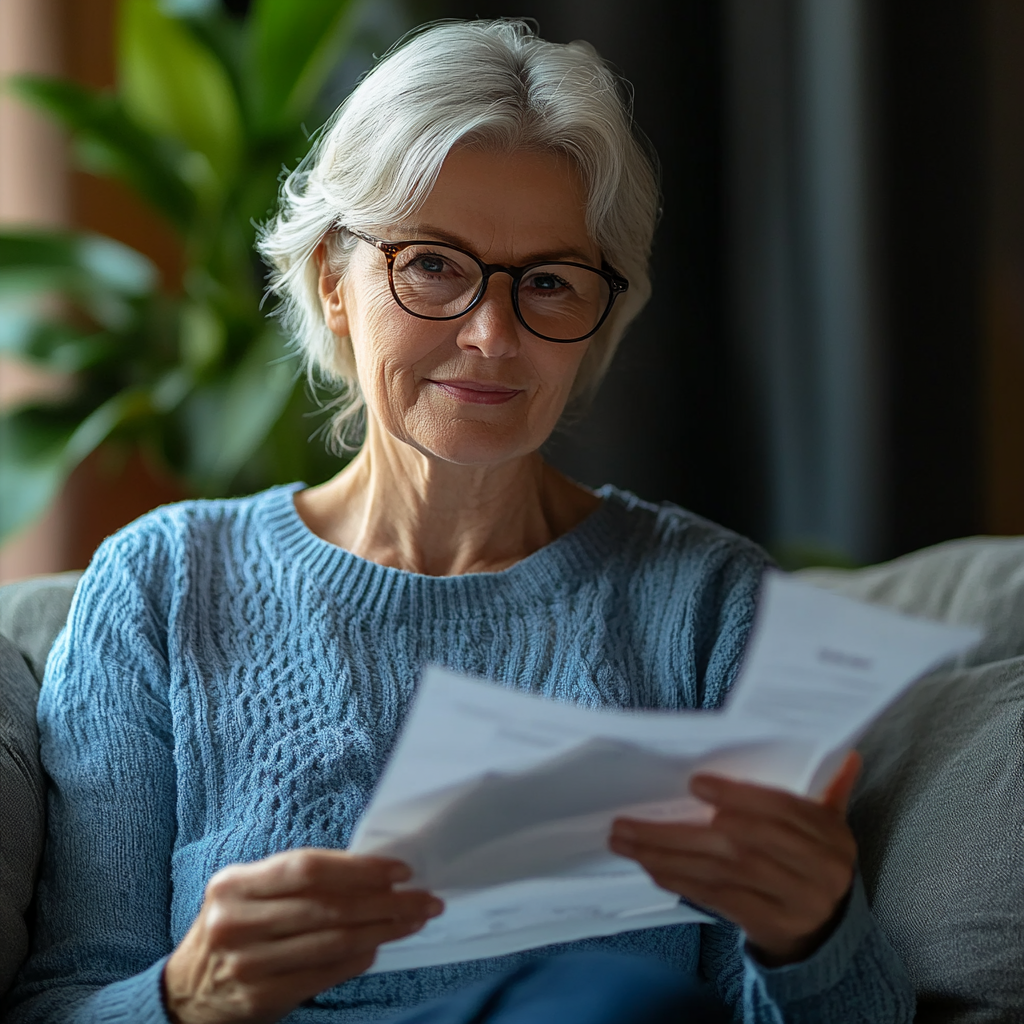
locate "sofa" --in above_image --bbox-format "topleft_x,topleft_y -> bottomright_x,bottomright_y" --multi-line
1,538 -> 1022,1022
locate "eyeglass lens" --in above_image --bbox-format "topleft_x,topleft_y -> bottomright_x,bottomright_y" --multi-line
389,243 -> 612,341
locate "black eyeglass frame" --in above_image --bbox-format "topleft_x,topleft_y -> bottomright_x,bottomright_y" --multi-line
343,227 -> 629,343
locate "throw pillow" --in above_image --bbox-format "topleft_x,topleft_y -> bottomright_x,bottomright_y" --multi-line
799,539 -> 1024,1024
799,536 -> 1024,667
851,656 -> 1024,1023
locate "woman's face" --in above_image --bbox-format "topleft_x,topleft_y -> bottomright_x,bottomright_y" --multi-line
319,147 -> 600,467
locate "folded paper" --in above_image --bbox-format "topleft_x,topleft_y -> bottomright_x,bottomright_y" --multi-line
350,572 -> 980,972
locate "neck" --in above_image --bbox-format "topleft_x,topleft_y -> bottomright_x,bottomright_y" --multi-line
294,423 -> 600,576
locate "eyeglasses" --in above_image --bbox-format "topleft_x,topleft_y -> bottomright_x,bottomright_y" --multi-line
344,228 -> 629,343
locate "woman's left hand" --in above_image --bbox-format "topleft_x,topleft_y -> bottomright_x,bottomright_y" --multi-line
609,751 -> 861,966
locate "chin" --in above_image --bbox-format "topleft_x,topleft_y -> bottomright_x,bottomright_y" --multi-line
411,421 -> 540,467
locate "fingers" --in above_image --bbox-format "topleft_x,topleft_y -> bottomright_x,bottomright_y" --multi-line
609,822 -> 852,963
609,826 -> 806,910
613,804 -> 854,884
612,772 -> 857,893
169,920 -> 426,1024
203,889 -> 443,945
688,749 -> 862,826
166,850 -> 443,1024
609,769 -> 859,964
687,775 -> 842,845
214,917 -> 433,981
611,821 -> 799,895
209,849 -> 411,901
612,829 -> 847,922
611,839 -> 841,968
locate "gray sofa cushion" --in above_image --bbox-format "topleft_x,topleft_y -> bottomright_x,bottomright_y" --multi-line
799,536 -> 1024,667
0,634 -> 46,995
0,571 -> 81,997
852,657 -> 1024,1023
799,541 -> 1024,1023
0,572 -> 82,685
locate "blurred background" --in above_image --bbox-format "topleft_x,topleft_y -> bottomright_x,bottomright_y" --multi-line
1,0 -> 1022,582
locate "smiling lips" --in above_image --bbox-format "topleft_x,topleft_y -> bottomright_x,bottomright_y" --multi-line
427,379 -> 523,405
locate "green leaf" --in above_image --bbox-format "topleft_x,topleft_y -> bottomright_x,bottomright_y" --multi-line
1,0 -> 370,542
78,235 -> 158,294
7,75 -> 196,230
178,301 -> 225,371
0,230 -> 157,297
0,409 -> 75,541
181,330 -> 297,491
119,0 -> 243,189
0,308 -> 115,373
175,9 -> 248,111
246,0 -> 360,135
246,377 -> 342,490
150,367 -> 194,412
0,232 -> 79,294
160,0 -> 217,13
64,388 -> 154,466
0,231 -> 154,335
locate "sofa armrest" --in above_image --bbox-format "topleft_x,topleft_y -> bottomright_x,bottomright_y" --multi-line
0,635 -> 46,996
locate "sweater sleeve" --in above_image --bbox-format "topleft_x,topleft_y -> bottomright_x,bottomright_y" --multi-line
698,873 -> 916,1023
1,525 -> 178,1023
686,533 -> 773,711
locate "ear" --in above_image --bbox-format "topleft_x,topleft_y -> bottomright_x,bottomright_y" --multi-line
316,240 -> 349,338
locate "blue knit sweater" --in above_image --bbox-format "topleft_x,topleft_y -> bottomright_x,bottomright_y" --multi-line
3,483 -> 913,1023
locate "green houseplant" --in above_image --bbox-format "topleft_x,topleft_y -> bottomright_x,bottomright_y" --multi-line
0,0 -> 373,543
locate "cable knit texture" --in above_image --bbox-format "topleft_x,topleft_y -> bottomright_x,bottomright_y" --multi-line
2,483 -> 914,1023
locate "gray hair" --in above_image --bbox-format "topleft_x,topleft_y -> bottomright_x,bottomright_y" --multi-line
257,19 -> 660,449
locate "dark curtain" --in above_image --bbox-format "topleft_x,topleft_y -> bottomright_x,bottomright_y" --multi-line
430,0 -> 736,528
422,0 -> 988,560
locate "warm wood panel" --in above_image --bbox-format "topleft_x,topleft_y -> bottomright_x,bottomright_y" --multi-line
0,0 -> 72,581
984,0 -> 1024,534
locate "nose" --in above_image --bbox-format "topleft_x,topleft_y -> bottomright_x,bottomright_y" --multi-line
454,271 -> 522,358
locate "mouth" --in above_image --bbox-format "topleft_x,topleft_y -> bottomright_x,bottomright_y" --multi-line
426,379 -> 524,405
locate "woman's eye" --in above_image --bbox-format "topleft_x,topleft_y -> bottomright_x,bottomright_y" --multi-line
527,273 -> 569,292
412,255 -> 448,274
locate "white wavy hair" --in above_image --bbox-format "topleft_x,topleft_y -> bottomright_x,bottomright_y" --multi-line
257,18 -> 660,449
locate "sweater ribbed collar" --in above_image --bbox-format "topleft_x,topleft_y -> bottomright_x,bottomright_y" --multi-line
259,482 -> 642,620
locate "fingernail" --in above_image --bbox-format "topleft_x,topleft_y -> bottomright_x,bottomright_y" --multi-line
690,776 -> 715,798
389,863 -> 412,883
613,823 -> 636,841
426,898 -> 444,917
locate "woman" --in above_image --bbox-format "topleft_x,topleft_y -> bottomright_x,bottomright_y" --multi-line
3,20 -> 913,1024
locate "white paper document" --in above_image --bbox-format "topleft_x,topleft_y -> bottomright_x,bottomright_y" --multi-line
350,572 -> 979,973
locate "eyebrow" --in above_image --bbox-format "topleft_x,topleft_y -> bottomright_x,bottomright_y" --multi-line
388,223 -> 598,266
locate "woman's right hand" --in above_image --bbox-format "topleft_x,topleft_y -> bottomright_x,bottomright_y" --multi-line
163,849 -> 442,1024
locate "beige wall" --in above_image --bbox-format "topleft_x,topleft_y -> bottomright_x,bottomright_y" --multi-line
0,0 -> 72,581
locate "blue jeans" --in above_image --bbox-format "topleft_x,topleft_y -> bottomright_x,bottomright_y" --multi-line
389,951 -> 729,1023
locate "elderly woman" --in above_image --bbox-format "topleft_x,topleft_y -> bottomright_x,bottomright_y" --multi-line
4,19 -> 913,1024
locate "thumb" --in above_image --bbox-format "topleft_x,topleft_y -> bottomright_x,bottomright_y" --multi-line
822,750 -> 862,816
